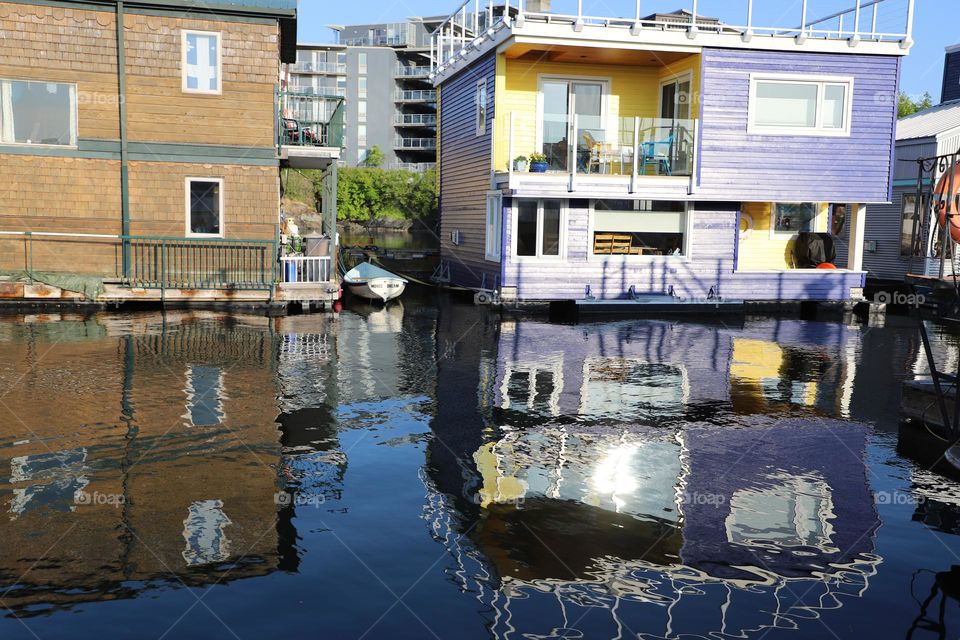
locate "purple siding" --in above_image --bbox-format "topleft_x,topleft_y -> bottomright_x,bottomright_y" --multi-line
697,48 -> 899,203
501,201 -> 865,301
438,53 -> 500,289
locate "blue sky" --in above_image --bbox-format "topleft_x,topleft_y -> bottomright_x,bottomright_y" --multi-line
297,0 -> 956,99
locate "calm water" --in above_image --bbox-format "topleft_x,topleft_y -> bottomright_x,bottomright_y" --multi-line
2,294 -> 960,639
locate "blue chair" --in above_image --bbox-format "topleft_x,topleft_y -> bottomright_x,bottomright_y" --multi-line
640,131 -> 674,176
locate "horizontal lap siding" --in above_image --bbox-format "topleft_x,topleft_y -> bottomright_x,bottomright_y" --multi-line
439,54 -> 500,289
698,48 -> 898,203
503,200 -> 861,301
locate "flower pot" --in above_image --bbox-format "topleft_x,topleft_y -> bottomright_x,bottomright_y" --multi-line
513,161 -> 528,172
530,162 -> 548,173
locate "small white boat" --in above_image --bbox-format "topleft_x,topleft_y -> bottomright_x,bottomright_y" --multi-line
343,261 -> 408,302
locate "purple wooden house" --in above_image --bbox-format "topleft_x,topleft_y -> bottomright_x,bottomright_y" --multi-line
430,0 -> 915,303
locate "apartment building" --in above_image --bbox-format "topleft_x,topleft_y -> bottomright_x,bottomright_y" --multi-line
285,17 -> 443,171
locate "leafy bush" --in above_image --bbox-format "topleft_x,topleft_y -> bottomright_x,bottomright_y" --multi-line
317,168 -> 438,224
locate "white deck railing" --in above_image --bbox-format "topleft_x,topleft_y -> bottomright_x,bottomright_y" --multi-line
281,256 -> 333,284
430,0 -> 915,75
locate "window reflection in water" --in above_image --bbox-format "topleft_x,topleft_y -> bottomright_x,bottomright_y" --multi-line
184,365 -> 225,427
182,499 -> 232,567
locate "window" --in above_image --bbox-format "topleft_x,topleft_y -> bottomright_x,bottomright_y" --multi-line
182,30 -> 221,94
749,74 -> 853,136
485,192 -> 502,261
357,124 -> 367,147
901,194 -> 925,257
358,100 -> 367,122
515,199 -> 563,259
772,203 -> 817,235
186,178 -> 224,237
540,77 -> 607,172
0,79 -> 77,146
358,77 -> 367,98
359,52 -> 368,74
476,79 -> 487,136
592,200 -> 687,257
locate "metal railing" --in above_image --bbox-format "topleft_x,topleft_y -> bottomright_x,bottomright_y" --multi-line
395,90 -> 437,103
386,162 -> 437,172
395,113 -> 437,126
395,136 -> 437,150
0,232 -> 280,292
431,0 -> 915,74
280,256 -> 333,284
278,92 -> 345,149
291,62 -> 347,75
505,112 -> 697,190
395,64 -> 431,78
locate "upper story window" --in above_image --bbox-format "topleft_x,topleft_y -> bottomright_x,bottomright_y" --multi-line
476,79 -> 488,136
182,30 -> 222,95
358,52 -> 368,74
748,74 -> 853,137
0,80 -> 76,146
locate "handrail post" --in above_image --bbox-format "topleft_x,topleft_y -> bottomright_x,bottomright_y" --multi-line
902,0 -> 915,48
160,240 -> 166,303
631,116 -> 640,194
797,0 -> 808,42
687,0 -> 698,38
569,113 -> 578,192
871,1 -> 878,39
743,0 -> 754,41
849,0 -> 861,45
26,231 -> 33,282
508,111 -> 515,184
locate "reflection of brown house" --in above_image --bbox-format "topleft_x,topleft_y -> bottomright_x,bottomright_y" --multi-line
0,313 -> 282,614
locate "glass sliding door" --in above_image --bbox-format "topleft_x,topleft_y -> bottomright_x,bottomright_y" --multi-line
540,79 -> 604,172
658,75 -> 692,174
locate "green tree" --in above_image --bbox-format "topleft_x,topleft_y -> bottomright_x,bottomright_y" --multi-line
361,145 -> 385,168
314,167 -> 438,224
899,91 -> 934,118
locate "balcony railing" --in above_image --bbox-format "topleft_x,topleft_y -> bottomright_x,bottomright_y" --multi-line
505,112 -> 697,189
395,113 -> 437,126
431,0 -> 915,75
395,65 -> 431,78
386,162 -> 437,172
291,62 -> 347,75
395,90 -> 437,103
288,86 -> 346,98
395,136 -> 437,150
278,92 -> 345,149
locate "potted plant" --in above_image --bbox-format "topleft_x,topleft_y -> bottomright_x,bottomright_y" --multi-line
513,155 -> 528,172
529,152 -> 548,173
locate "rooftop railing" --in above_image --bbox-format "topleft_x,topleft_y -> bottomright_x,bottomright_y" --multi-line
430,0 -> 915,75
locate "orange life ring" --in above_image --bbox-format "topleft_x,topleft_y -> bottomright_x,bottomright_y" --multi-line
934,163 -> 960,244
816,262 -> 837,270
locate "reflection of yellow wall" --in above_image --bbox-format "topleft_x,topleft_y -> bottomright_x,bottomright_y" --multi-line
474,442 -> 527,508
493,52 -> 700,172
731,338 -> 817,406
738,203 -> 830,271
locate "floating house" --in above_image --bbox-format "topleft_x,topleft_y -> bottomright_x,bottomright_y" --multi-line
0,0 -> 342,307
431,0 -> 915,303
850,44 -> 960,285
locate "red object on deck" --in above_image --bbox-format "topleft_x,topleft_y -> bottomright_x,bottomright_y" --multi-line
816,262 -> 837,269
935,163 -> 960,243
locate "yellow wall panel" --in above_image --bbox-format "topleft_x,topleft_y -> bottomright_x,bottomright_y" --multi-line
738,202 -> 830,271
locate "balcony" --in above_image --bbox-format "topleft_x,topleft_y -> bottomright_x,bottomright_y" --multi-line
288,86 -> 346,98
290,62 -> 347,75
395,65 -> 431,78
395,136 -> 437,150
395,90 -> 437,103
431,0 -> 915,78
501,112 -> 697,198
278,92 -> 345,169
395,113 -> 437,127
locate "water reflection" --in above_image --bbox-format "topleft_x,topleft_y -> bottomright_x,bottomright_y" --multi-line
1,306 -> 960,637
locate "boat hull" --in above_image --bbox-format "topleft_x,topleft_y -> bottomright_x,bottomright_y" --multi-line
345,277 -> 406,302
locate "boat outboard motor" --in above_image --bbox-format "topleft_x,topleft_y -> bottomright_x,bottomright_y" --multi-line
793,232 -> 837,268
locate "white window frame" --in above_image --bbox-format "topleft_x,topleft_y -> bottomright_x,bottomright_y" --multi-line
185,177 -> 225,238
586,200 -> 693,262
510,198 -> 567,262
535,74 -> 612,155
747,73 -> 854,137
0,79 -> 78,147
181,30 -> 222,95
476,78 -> 488,137
769,202 -> 821,239
658,71 -> 693,121
485,191 -> 502,261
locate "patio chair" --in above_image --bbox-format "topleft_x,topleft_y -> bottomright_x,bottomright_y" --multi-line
640,131 -> 675,176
